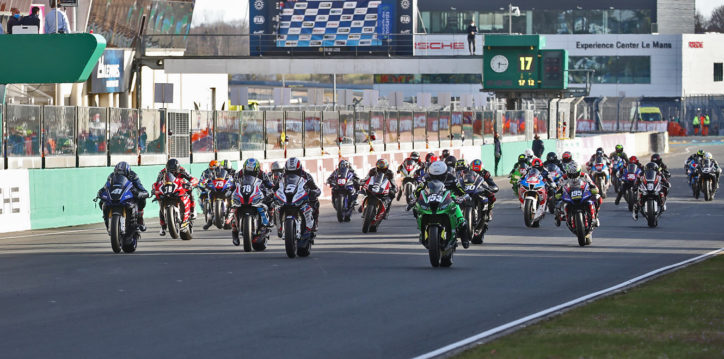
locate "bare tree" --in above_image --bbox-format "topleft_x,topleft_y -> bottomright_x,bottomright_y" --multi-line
708,5 -> 724,32
695,11 -> 707,33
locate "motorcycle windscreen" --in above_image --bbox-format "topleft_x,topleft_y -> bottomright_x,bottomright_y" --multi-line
644,169 -> 657,182
164,172 -> 177,183
337,168 -> 349,181
215,168 -> 229,179
109,174 -> 132,201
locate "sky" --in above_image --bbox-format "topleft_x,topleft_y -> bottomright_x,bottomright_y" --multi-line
192,0 -> 248,26
697,0 -> 723,18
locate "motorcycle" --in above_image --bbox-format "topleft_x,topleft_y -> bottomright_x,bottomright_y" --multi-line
414,180 -> 466,267
397,159 -> 420,204
545,163 -> 563,214
620,164 -> 642,212
203,168 -> 233,229
274,174 -> 315,258
232,175 -> 270,252
695,158 -> 718,201
97,174 -> 148,253
518,168 -> 547,227
611,156 -> 626,193
591,157 -> 610,198
637,168 -> 664,228
557,179 -> 596,246
459,171 -> 493,244
155,172 -> 196,240
509,165 -> 529,196
361,173 -> 392,233
330,167 -> 357,223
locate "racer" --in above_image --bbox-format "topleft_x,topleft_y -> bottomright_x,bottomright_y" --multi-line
360,159 -> 397,218
326,159 -> 361,206
98,162 -> 149,232
156,159 -> 197,236
556,162 -> 602,227
469,159 -> 499,220
279,158 -> 322,233
229,158 -> 275,246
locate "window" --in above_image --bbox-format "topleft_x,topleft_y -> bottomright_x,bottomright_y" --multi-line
569,56 -> 651,84
715,63 -> 723,82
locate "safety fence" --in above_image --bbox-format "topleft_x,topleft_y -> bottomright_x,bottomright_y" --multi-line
0,105 -> 554,169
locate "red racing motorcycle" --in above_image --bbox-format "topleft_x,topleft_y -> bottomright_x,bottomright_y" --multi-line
154,172 -> 197,240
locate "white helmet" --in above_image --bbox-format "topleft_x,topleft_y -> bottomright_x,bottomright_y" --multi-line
524,149 -> 534,158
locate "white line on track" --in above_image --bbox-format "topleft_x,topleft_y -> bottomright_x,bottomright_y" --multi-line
412,247 -> 724,359
0,228 -> 100,240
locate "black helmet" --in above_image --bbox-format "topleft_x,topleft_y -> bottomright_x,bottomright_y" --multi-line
114,161 -> 131,177
444,155 -> 457,169
595,148 -> 604,156
166,158 -> 180,174
441,149 -> 450,159
271,161 -> 283,173
518,154 -> 527,164
425,152 -> 435,163
338,160 -> 350,170
546,152 -> 558,163
410,152 -> 420,161
645,162 -> 659,172
651,153 -> 662,165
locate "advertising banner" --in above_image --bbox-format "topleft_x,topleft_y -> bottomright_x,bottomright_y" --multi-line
90,49 -> 125,94
0,169 -> 31,233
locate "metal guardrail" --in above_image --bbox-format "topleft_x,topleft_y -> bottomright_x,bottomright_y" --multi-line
0,105 -> 553,169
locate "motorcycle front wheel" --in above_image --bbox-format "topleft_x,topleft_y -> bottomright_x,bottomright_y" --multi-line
335,195 -> 345,223
646,199 -> 658,228
242,215 -> 253,252
427,226 -> 441,268
362,201 -> 375,233
110,213 -> 123,254
704,179 -> 713,201
523,198 -> 535,228
165,206 -> 180,239
284,217 -> 297,258
214,199 -> 224,229
574,211 -> 587,247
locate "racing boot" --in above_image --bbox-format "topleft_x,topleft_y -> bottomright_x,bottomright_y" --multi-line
632,205 -> 639,221
457,220 -> 470,249
137,211 -> 147,232
203,220 -> 213,230
232,230 -> 240,246
159,224 -> 167,236
614,190 -> 623,205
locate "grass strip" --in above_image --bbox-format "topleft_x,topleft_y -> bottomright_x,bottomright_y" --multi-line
456,254 -> 724,359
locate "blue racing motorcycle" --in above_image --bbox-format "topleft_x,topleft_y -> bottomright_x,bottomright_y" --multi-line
557,179 -> 596,246
97,174 -> 149,253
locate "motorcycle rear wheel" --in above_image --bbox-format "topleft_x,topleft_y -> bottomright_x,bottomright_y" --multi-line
427,226 -> 441,268
284,218 -> 297,258
110,214 -> 123,254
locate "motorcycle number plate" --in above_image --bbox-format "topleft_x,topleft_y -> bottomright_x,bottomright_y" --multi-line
285,184 -> 297,193
466,185 -> 476,191
215,180 -> 225,187
627,174 -> 636,180
371,185 -> 380,193
647,183 -> 654,190
571,190 -> 582,198
428,194 -> 443,202
163,184 -> 175,193
337,179 -> 347,185
596,164 -> 604,170
111,188 -> 122,195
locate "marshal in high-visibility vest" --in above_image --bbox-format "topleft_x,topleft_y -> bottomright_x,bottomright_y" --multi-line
704,115 -> 710,125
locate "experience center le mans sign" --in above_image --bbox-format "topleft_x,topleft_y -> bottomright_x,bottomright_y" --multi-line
574,40 -> 673,50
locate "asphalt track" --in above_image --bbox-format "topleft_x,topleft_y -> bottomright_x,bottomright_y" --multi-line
1,140 -> 722,359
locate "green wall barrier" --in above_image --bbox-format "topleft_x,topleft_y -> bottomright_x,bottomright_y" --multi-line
481,139 -> 557,177
28,162 -> 237,230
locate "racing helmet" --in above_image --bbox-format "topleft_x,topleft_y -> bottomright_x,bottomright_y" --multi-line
376,158 -> 389,171
428,161 -> 448,181
524,149 -> 534,158
114,161 -> 131,177
595,147 -> 604,156
208,160 -> 219,170
425,152 -> 435,163
697,149 -> 705,157
444,155 -> 457,169
221,160 -> 233,170
441,149 -> 450,159
531,158 -> 543,167
470,159 -> 483,172
704,152 -> 713,160
338,160 -> 350,170
243,158 -> 261,176
410,152 -> 420,161
615,144 -> 624,153
650,153 -> 662,165
566,162 -> 581,179
562,151 -> 573,163
455,159 -> 468,171
629,156 -> 639,165
166,158 -> 180,174
428,155 -> 439,163
644,162 -> 659,172
271,161 -> 284,173
517,154 -> 527,164
546,152 -> 558,163
285,157 -> 303,175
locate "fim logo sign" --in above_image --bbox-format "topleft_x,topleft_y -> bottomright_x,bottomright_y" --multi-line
0,187 -> 21,215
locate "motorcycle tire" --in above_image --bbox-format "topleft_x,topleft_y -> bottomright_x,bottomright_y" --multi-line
110,213 -> 123,254
523,198 -> 535,228
427,226 -> 441,268
122,232 -> 138,253
284,218 -> 297,258
693,181 -> 700,199
626,191 -> 634,212
165,206 -> 180,239
242,215 -> 253,252
297,241 -> 311,257
704,180 -> 713,201
180,226 -> 193,241
575,211 -> 587,247
596,177 -> 606,199
362,203 -> 375,233
214,200 -> 224,229
646,199 -> 658,228
585,234 -> 592,245
335,195 -> 345,223
441,251 -> 453,267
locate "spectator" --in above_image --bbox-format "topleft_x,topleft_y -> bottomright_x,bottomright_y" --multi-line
21,7 -> 41,30
532,134 -> 544,158
494,133 -> 502,176
45,0 -> 71,34
7,8 -> 22,34
466,19 -> 478,55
